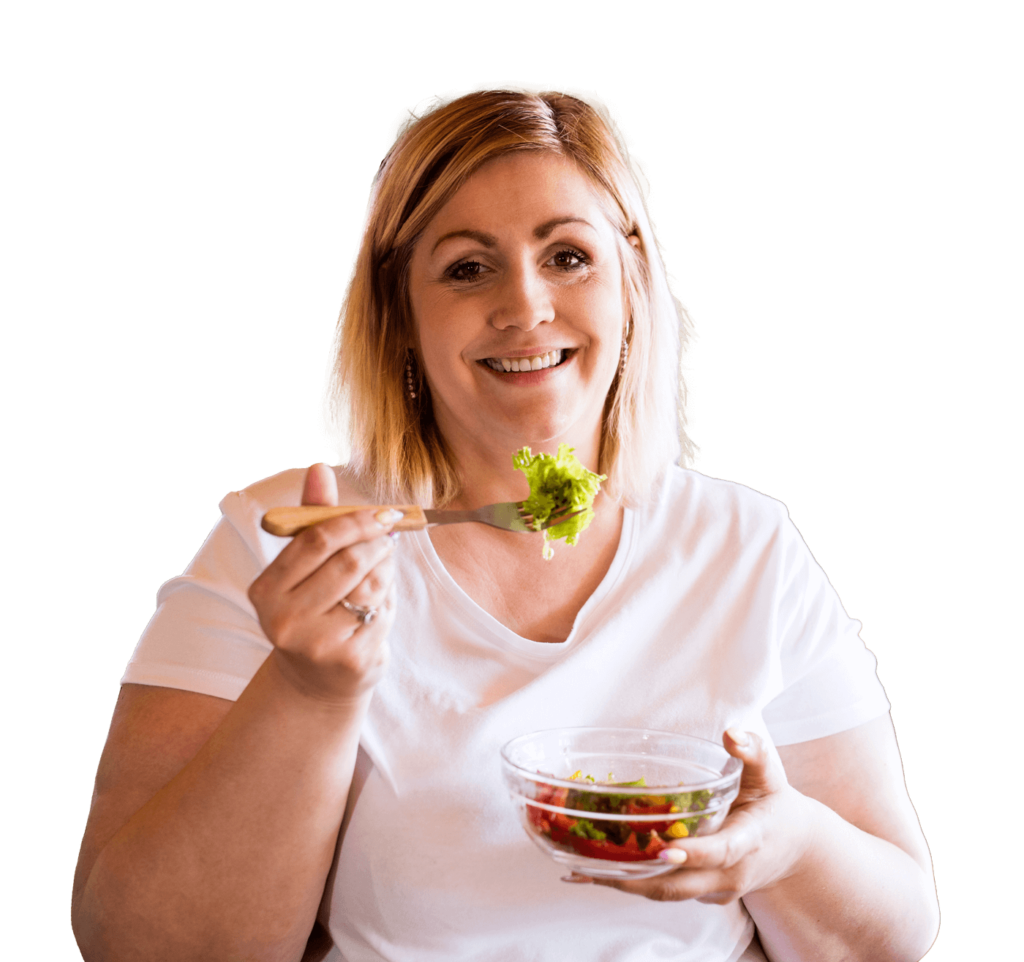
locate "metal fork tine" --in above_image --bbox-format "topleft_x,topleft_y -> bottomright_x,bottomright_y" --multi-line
486,501 -> 533,532
426,500 -> 579,533
514,501 -> 579,530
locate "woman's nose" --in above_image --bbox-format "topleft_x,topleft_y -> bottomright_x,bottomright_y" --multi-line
489,263 -> 554,331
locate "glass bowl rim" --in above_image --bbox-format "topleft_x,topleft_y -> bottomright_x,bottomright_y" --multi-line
500,725 -> 743,795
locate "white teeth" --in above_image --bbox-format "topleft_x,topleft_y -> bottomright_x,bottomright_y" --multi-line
484,349 -> 565,372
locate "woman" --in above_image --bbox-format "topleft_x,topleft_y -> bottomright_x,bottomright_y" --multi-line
72,90 -> 938,961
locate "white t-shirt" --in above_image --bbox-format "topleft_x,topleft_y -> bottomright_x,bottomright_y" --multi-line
123,465 -> 890,962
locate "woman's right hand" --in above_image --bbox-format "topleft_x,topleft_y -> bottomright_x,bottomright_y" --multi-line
247,462 -> 398,704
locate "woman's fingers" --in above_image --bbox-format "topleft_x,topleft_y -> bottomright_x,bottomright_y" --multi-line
254,531 -> 395,652
288,532 -> 394,615
663,810 -> 763,871
301,462 -> 339,506
255,510 -> 395,596
724,728 -> 785,798
577,729 -> 803,905
342,555 -> 396,609
577,804 -> 761,896
591,866 -> 744,904
256,464 -> 395,592
255,549 -> 398,701
243,465 -> 404,703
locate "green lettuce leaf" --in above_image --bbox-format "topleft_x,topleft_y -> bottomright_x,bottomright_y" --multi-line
513,444 -> 606,560
568,818 -> 608,841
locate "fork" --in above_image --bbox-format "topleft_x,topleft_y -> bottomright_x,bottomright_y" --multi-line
260,501 -> 578,537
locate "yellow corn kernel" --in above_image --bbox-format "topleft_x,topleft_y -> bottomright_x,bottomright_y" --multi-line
669,805 -> 680,813
665,821 -> 689,839
569,770 -> 582,780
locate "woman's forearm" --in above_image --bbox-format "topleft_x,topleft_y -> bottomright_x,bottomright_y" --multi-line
743,792 -> 939,962
74,657 -> 370,962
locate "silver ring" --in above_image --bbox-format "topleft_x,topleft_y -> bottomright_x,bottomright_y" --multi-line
340,598 -> 378,625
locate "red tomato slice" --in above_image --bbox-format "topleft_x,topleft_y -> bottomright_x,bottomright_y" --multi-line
526,804 -> 550,832
550,811 -> 576,833
549,826 -> 667,862
528,786 -> 570,834
532,785 -> 569,806
625,800 -> 676,833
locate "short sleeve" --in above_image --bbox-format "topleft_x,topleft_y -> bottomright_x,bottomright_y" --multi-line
120,486 -> 288,701
761,515 -> 891,745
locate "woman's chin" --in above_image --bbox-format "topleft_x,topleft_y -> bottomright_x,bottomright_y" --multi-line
489,411 -> 588,452
434,392 -> 603,462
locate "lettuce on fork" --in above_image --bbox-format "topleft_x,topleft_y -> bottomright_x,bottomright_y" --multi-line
513,444 -> 606,560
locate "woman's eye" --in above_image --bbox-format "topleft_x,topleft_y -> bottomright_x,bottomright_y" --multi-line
446,260 -> 487,282
550,248 -> 587,270
445,249 -> 587,281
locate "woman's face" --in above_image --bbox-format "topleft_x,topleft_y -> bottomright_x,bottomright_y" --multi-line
407,151 -> 627,469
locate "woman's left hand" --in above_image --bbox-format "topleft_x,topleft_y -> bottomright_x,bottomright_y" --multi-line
575,729 -> 814,904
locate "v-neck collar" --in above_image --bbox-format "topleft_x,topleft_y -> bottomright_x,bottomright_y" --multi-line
409,506 -> 638,663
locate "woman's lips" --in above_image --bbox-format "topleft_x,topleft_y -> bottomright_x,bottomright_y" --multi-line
484,350 -> 563,373
481,349 -> 569,373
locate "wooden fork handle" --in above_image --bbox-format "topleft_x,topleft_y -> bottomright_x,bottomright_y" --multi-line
261,504 -> 428,537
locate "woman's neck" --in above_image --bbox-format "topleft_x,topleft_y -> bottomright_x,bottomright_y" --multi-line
437,418 -> 604,511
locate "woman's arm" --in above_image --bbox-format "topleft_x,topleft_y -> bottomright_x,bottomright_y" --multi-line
73,465 -> 397,962
744,717 -> 938,961
72,672 -> 370,962
583,717 -> 939,962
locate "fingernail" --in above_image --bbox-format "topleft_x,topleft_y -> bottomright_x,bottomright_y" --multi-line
387,530 -> 401,540
726,728 -> 749,747
375,509 -> 404,525
560,873 -> 593,884
658,848 -> 688,864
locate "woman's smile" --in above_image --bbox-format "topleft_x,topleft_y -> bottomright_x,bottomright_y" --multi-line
480,347 -> 572,374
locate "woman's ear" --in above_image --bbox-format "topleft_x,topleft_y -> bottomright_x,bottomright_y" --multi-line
627,233 -> 641,249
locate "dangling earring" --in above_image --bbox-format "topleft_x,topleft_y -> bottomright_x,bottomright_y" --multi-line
405,357 -> 417,401
619,335 -> 629,377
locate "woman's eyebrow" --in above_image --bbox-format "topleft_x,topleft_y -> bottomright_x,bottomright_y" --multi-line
431,217 -> 596,255
431,229 -> 496,254
533,216 -> 593,239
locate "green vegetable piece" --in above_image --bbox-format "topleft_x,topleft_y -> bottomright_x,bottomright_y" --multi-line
565,789 -> 600,813
608,777 -> 646,788
665,788 -> 714,813
513,444 -> 606,560
569,818 -> 608,841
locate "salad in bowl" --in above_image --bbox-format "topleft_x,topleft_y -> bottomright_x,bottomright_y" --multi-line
501,727 -> 743,879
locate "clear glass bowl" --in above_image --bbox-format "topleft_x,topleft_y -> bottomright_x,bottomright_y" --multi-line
501,727 -> 743,879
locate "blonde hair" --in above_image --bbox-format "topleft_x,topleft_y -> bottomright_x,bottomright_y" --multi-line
331,90 -> 693,506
